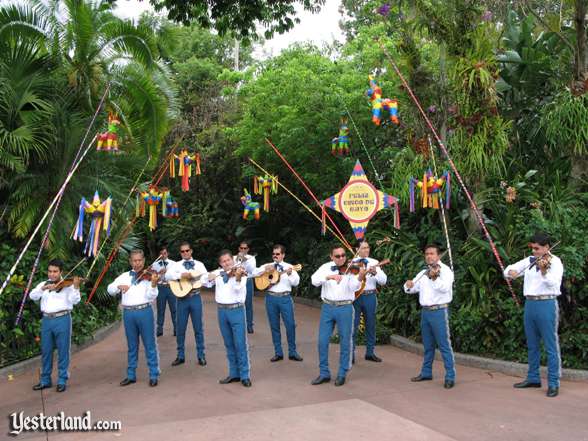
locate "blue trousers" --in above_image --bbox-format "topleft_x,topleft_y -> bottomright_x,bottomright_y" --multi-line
156,284 -> 177,334
176,293 -> 205,360
40,314 -> 72,386
353,291 -> 377,357
245,278 -> 254,331
420,308 -> 455,381
218,306 -> 250,380
524,299 -> 561,388
318,303 -> 354,379
122,306 -> 159,381
265,294 -> 298,357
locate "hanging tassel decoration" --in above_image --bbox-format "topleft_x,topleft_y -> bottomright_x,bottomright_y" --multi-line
195,153 -> 201,175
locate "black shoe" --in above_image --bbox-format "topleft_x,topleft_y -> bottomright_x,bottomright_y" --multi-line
444,380 -> 455,389
334,376 -> 346,387
411,375 -> 433,382
513,380 -> 541,389
198,358 -> 207,366
289,354 -> 303,362
247,327 -> 254,334
119,378 -> 136,387
271,355 -> 284,362
32,383 -> 51,391
149,379 -> 158,387
365,354 -> 382,363
311,376 -> 331,385
219,376 -> 241,384
241,379 -> 252,387
156,330 -> 163,337
56,384 -> 66,392
546,387 -> 559,397
171,358 -> 185,366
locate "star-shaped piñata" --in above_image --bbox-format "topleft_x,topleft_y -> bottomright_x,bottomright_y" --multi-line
322,160 -> 400,239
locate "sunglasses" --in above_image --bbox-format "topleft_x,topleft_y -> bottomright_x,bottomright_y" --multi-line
180,249 -> 191,253
333,254 -> 346,258
239,247 -> 249,250
272,253 -> 282,256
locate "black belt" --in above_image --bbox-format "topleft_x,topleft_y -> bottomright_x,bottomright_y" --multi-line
217,303 -> 244,309
43,310 -> 71,319
122,303 -> 151,311
362,290 -> 377,295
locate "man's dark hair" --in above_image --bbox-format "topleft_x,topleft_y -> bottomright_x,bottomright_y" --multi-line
423,243 -> 442,254
47,259 -> 64,271
330,245 -> 346,255
530,232 -> 552,246
179,241 -> 191,249
218,249 -> 233,261
273,244 -> 286,254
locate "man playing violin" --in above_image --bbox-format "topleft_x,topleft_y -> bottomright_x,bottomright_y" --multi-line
107,249 -> 160,387
235,241 -> 257,334
352,240 -> 387,363
30,259 -> 81,393
310,245 -> 367,387
166,242 -> 208,367
404,244 -> 456,389
504,232 -> 564,398
203,250 -> 251,387
252,244 -> 303,362
151,246 -> 177,337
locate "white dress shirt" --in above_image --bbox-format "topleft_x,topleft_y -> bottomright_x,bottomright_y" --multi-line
311,262 -> 362,302
352,257 -> 387,291
107,271 -> 158,306
252,261 -> 300,293
234,254 -> 256,278
30,281 -> 81,313
151,258 -> 176,285
403,262 -> 453,306
202,271 -> 247,304
165,259 -> 207,282
503,255 -> 563,297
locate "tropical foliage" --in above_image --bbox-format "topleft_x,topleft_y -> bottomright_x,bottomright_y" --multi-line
1,0 -> 586,369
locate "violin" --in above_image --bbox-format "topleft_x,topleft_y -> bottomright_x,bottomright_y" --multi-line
426,263 -> 441,281
532,254 -> 552,276
135,269 -> 158,282
47,277 -> 86,292
337,262 -> 363,275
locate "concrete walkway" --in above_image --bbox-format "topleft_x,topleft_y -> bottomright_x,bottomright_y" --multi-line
1,292 -> 587,441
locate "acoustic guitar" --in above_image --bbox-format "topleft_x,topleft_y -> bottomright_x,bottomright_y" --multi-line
354,259 -> 391,299
255,264 -> 302,291
170,270 -> 206,298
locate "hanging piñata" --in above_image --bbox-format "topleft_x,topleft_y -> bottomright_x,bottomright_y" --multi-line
72,191 -> 112,257
161,189 -> 179,218
137,186 -> 162,231
366,75 -> 399,126
409,169 -> 451,212
241,189 -> 260,221
97,113 -> 121,151
322,160 -> 400,239
331,115 -> 351,156
253,175 -> 278,212
170,149 -> 201,192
